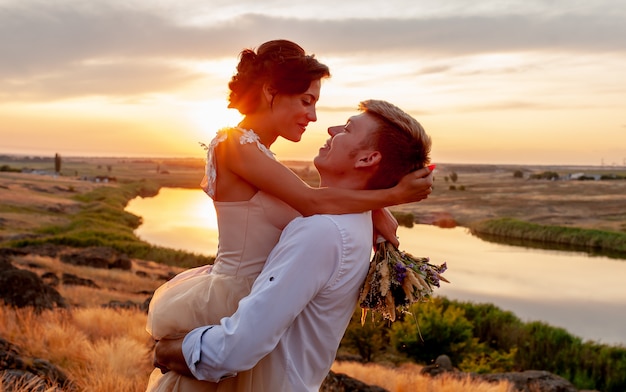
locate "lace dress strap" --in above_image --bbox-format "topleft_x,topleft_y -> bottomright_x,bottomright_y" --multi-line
200,127 -> 275,198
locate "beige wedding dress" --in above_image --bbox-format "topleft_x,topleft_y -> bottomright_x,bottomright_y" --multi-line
146,127 -> 300,391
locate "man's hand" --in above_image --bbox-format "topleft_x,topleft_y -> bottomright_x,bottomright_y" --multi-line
396,166 -> 434,204
153,334 -> 194,378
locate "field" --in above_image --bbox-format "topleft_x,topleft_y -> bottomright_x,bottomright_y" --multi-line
2,156 -> 626,255
1,155 -> 626,391
405,164 -> 626,233
4,156 -> 625,238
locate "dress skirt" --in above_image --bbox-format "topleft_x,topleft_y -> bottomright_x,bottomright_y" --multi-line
146,266 -> 289,392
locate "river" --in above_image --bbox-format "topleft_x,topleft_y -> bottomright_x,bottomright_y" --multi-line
125,187 -> 626,346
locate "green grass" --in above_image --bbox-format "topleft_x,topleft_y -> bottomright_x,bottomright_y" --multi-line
4,180 -> 214,269
469,218 -> 626,256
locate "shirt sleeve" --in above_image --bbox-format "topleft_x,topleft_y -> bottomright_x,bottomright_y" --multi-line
181,215 -> 344,382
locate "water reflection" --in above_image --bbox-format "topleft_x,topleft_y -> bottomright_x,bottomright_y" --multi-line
125,188 -> 626,346
471,231 -> 626,260
125,187 -> 219,255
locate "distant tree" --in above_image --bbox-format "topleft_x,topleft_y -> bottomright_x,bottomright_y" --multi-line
449,172 -> 458,183
54,153 -> 62,174
513,170 -> 524,178
529,171 -> 559,180
107,165 -> 112,173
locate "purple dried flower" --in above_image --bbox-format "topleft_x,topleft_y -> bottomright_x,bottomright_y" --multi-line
394,262 -> 407,283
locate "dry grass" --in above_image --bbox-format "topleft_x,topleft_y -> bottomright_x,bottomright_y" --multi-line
2,250 -> 513,392
12,254 -> 181,307
1,303 -> 512,392
331,361 -> 511,392
0,305 -> 153,392
1,249 -> 183,390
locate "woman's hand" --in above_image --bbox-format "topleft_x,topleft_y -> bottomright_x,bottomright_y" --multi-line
395,166 -> 434,204
372,208 -> 399,247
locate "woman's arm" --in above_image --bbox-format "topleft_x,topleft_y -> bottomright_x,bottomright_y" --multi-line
372,208 -> 399,247
223,137 -> 433,216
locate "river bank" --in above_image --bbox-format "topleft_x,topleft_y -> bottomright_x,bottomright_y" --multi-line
1,156 -> 625,257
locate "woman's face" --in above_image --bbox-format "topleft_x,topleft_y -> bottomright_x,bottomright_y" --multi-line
271,79 -> 321,142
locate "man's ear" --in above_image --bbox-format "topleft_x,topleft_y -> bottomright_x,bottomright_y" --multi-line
355,151 -> 381,168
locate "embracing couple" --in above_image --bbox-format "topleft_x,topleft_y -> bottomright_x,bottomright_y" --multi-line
146,39 -> 433,392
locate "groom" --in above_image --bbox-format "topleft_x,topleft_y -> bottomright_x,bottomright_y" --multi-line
154,99 -> 432,390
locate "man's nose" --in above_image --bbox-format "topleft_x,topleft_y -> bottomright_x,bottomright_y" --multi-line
328,126 -> 342,136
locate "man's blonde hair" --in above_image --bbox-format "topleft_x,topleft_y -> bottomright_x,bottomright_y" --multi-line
359,99 -> 432,189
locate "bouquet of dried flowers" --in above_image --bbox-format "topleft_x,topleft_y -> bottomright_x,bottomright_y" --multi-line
358,240 -> 449,324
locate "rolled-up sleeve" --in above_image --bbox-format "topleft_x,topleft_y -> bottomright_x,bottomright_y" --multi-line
180,215 -> 342,382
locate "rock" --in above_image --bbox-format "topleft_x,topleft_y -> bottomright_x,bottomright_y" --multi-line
0,247 -> 28,259
420,354 -> 458,377
60,246 -> 131,270
0,369 -> 51,392
102,300 -> 142,310
0,268 -> 67,311
420,355 -> 580,392
0,336 -> 76,391
62,273 -> 100,288
320,370 -> 388,392
0,256 -> 17,273
141,296 -> 152,313
19,244 -> 66,258
481,370 -> 579,392
41,271 -> 60,287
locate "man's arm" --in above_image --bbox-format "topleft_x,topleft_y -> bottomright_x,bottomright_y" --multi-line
158,216 -> 344,382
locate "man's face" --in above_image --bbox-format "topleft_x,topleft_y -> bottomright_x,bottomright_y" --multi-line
313,112 -> 377,178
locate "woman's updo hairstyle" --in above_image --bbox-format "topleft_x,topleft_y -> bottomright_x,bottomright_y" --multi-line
227,40 -> 330,114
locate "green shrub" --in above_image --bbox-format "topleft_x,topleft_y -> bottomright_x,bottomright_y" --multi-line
341,308 -> 390,362
459,344 -> 517,374
390,298 -> 474,365
342,297 -> 626,391
391,211 -> 414,228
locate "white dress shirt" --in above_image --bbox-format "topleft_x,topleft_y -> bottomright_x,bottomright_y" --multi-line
182,212 -> 373,391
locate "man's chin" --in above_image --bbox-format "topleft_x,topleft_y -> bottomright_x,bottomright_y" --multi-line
313,156 -> 322,169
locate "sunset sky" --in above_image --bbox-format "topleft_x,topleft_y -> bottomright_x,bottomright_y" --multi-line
2,0 -> 625,166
